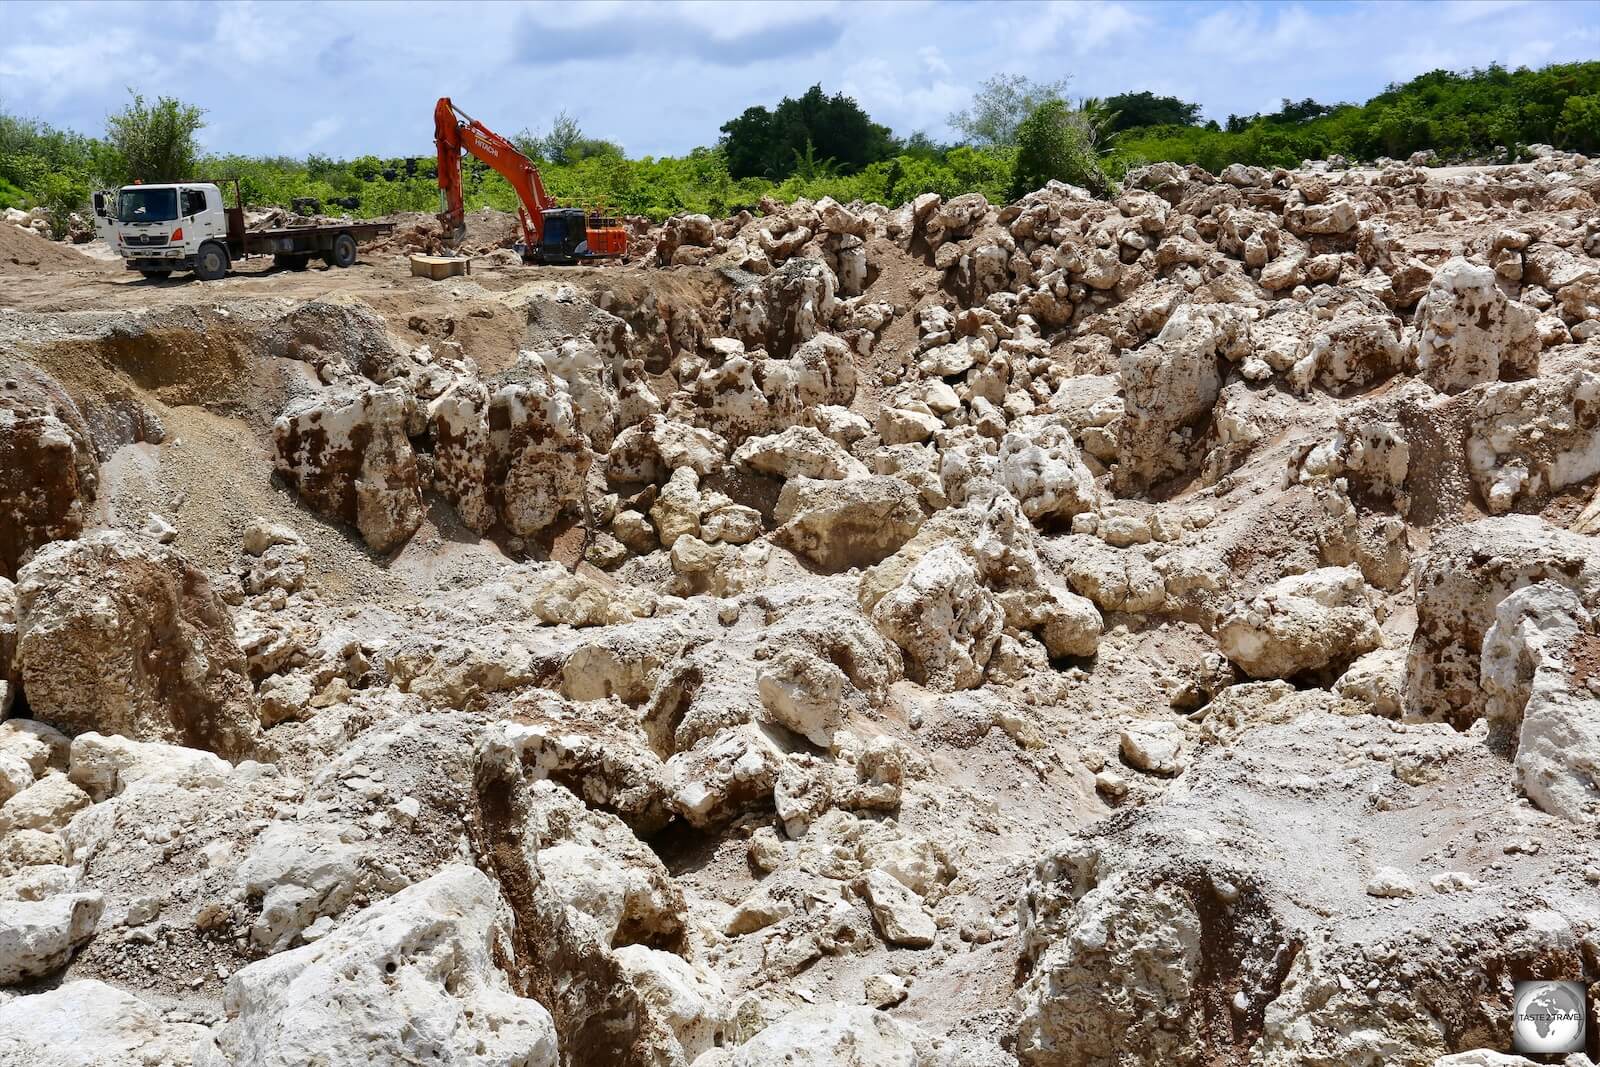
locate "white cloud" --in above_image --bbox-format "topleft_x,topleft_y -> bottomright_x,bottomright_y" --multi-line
0,31 -> 143,105
212,2 -> 305,67
305,117 -> 342,147
1508,39 -> 1558,67
1440,0 -> 1533,24
999,0 -> 1147,55
3,0 -> 1599,158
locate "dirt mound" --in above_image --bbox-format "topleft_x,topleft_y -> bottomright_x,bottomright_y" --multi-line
371,207 -> 523,257
0,223 -> 104,274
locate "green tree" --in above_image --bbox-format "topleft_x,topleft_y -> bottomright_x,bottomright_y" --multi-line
899,131 -> 945,160
718,106 -> 776,179
349,154 -> 382,182
510,128 -> 545,161
1557,94 -> 1600,150
104,91 -> 205,183
1010,98 -> 1110,198
541,110 -> 583,164
720,86 -> 896,179
1103,91 -> 1203,132
568,137 -> 624,162
1272,97 -> 1338,123
949,74 -> 1071,147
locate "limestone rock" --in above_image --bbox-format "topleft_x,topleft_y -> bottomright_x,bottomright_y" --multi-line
0,828 -> 65,876
609,415 -> 729,484
731,1005 -> 933,1067
868,543 -> 1002,691
734,426 -> 867,481
859,868 -> 936,948
1411,258 -> 1539,394
614,944 -> 732,1064
1334,646 -> 1406,718
864,972 -> 909,1008
1017,870 -> 1202,1066
1217,567 -> 1380,679
996,584 -> 1103,659
741,258 -> 838,358
998,416 -> 1099,524
1480,582 -> 1600,823
0,772 -> 89,835
467,735 -> 694,1063
666,725 -> 783,829
15,532 -> 259,759
0,978 -> 208,1066
1467,367 -> 1600,514
652,466 -> 703,548
758,648 -> 849,748
0,576 -> 14,716
273,384 -> 423,553
0,891 -> 102,984
0,407 -> 90,581
67,733 -> 232,803
496,697 -> 674,835
775,475 -> 924,572
1407,516 -> 1600,727
199,866 -> 558,1067
1118,721 -> 1185,776
1117,304 -> 1250,491
234,819 -> 364,952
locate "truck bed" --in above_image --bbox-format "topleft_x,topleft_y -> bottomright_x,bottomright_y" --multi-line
241,220 -> 394,250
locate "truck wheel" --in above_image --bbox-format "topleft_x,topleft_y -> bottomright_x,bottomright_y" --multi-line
274,253 -> 310,271
325,234 -> 358,268
139,270 -> 171,280
194,242 -> 229,281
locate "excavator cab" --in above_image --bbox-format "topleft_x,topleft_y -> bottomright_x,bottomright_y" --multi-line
535,208 -> 590,264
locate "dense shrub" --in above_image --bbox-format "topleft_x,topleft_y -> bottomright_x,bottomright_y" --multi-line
1010,101 -> 1110,198
1114,62 -> 1600,169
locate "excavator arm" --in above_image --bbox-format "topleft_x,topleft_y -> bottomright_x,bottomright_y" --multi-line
434,97 -> 552,251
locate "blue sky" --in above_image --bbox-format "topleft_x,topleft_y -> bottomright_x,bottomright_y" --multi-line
4,0 -> 1599,159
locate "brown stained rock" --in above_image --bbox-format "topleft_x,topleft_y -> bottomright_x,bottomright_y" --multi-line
0,366 -> 97,582
1116,304 -> 1251,493
468,731 -> 680,1067
1407,515 -> 1600,728
272,384 -> 423,553
14,531 -> 260,761
1411,257 -> 1540,395
0,409 -> 84,581
730,258 -> 837,359
425,373 -> 589,539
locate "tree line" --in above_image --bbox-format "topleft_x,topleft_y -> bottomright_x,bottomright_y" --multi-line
4,61 -> 1599,232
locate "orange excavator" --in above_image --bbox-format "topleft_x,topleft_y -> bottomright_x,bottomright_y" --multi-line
433,97 -> 629,265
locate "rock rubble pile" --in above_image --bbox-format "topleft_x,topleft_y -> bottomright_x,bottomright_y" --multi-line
3,149 -> 1600,1067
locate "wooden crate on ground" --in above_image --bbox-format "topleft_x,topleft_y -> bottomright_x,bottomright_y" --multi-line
410,254 -> 469,280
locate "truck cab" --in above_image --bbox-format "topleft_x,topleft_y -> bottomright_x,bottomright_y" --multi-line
98,182 -> 236,280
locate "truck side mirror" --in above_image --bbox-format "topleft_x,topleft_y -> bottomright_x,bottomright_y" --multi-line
92,193 -> 107,218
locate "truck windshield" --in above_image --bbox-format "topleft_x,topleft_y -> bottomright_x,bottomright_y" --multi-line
117,188 -> 178,223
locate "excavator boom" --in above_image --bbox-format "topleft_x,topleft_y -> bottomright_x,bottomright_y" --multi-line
433,97 -> 627,265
